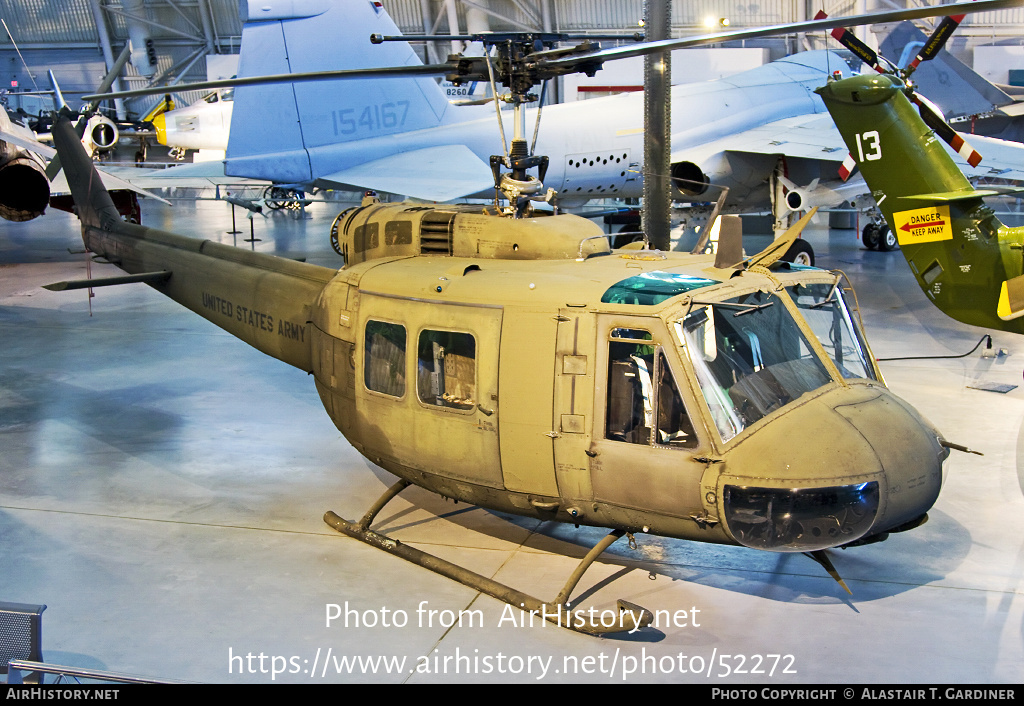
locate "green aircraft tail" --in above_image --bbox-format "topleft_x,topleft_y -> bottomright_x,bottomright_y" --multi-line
817,74 -> 1024,333
50,114 -> 337,371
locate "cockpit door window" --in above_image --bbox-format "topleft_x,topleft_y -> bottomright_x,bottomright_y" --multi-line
605,328 -> 698,448
789,281 -> 877,381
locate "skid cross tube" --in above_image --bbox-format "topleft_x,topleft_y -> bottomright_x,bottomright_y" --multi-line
324,480 -> 653,635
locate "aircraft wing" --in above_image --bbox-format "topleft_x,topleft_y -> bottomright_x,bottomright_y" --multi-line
956,133 -> 1024,182
0,127 -> 57,159
48,166 -> 173,205
674,113 -> 849,165
316,145 -> 495,202
93,160 -> 270,190
680,112 -> 1024,187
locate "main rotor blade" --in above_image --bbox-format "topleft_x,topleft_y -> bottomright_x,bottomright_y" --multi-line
537,0 -> 1023,71
84,43 -> 132,112
83,0 -> 1023,103
82,63 -> 453,102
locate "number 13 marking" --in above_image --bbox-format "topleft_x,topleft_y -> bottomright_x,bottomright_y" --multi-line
856,130 -> 881,162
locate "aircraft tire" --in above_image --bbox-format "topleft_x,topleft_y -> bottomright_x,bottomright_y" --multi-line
862,223 -> 880,250
877,224 -> 899,251
782,239 -> 814,267
264,186 -> 300,210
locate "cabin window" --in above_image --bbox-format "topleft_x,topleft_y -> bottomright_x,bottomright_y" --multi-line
364,320 -> 406,397
605,329 -> 698,448
417,330 -> 476,411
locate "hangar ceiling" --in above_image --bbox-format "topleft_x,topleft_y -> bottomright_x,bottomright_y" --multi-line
0,0 -> 1021,120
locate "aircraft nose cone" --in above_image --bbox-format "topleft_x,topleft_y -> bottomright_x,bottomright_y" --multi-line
718,385 -> 945,551
153,112 -> 167,145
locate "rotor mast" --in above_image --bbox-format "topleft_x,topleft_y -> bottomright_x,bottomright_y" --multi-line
373,31 -> 632,217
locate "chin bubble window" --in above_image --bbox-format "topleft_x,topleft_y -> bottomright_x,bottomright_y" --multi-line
724,482 -> 880,551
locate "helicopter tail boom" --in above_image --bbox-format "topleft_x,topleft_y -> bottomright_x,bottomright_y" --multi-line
50,114 -> 337,371
817,74 -> 1024,333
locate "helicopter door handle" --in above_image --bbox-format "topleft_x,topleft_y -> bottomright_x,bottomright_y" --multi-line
529,499 -> 559,512
477,404 -> 494,416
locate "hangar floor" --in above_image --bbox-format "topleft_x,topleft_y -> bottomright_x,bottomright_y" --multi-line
2,196 -> 1023,684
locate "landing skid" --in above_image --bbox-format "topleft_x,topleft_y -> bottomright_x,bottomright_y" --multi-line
324,479 -> 654,636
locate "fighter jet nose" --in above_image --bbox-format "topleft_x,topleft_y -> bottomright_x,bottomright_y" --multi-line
718,385 -> 945,552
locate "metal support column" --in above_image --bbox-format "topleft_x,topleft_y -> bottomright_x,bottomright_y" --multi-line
87,0 -> 126,120
642,0 -> 671,251
196,0 -> 218,55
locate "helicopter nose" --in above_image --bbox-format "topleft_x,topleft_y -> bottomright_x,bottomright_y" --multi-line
831,386 -> 946,534
718,384 -> 946,552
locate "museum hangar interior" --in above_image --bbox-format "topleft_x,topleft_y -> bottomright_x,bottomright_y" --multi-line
1,0 -> 1024,684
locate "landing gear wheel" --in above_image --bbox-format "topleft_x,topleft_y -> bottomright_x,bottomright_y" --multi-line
862,222 -> 880,250
877,224 -> 899,251
782,239 -> 814,267
263,186 -> 301,210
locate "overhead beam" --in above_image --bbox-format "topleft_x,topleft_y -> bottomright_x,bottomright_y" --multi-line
460,0 -> 537,32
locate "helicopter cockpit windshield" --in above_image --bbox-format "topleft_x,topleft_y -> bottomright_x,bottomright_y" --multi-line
788,280 -> 877,381
674,289 -> 833,443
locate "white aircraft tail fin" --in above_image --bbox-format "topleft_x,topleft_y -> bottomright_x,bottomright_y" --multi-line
226,0 -> 453,184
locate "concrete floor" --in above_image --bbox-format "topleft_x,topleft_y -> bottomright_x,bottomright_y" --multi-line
2,196 -> 1023,684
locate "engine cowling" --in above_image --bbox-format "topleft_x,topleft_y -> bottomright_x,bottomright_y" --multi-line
0,154 -> 50,222
670,161 -> 710,196
670,152 -> 776,204
85,115 -> 119,153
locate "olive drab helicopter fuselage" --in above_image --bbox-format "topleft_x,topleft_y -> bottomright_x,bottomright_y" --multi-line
50,0 -> 1021,634
49,104 -> 950,633
321,197 -> 947,547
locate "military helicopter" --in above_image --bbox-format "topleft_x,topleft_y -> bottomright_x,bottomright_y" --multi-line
820,73 -> 1024,333
811,11 -> 1024,334
44,1 -> 1011,635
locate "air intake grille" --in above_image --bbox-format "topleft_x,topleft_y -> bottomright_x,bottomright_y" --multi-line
419,212 -> 456,255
